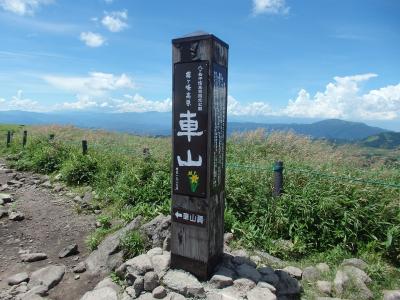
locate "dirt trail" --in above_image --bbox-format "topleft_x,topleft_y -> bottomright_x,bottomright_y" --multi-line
0,161 -> 102,300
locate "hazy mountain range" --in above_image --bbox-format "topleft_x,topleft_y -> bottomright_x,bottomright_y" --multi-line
0,110 -> 398,148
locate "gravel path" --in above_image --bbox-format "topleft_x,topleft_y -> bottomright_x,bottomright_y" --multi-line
0,161 -> 102,300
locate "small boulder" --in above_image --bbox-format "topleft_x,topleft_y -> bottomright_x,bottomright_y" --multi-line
233,278 -> 256,291
9,211 -> 24,221
81,287 -> 118,300
125,254 -> 153,275
247,287 -> 277,300
0,207 -> 8,218
144,271 -> 159,292
210,274 -> 234,289
316,263 -> 330,274
7,272 -> 29,286
73,262 -> 87,273
28,265 -> 65,292
21,253 -> 47,262
316,280 -> 332,296
162,269 -> 205,298
341,258 -> 368,270
236,263 -> 261,282
58,244 -> 79,258
282,266 -> 302,279
383,290 -> 400,300
0,193 -> 13,203
152,286 -> 167,299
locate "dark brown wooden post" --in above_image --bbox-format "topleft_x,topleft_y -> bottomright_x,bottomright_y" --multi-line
273,161 -> 284,196
22,130 -> 27,147
49,134 -> 55,141
171,32 -> 229,280
82,140 -> 88,155
6,131 -> 11,147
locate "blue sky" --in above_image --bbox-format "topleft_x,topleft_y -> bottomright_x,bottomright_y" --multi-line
0,0 -> 399,129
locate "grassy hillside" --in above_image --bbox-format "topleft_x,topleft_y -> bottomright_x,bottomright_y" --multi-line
361,132 -> 400,149
1,124 -> 399,296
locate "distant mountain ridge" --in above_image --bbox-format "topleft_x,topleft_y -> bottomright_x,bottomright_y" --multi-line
0,110 -> 394,142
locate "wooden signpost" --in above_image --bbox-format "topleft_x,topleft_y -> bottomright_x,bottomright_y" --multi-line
171,32 -> 228,280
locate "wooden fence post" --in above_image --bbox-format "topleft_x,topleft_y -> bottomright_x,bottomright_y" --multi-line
6,131 -> 11,147
22,130 -> 27,147
82,140 -> 88,155
273,161 -> 284,196
49,134 -> 55,141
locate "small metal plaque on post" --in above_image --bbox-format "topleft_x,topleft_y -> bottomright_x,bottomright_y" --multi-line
171,32 -> 228,280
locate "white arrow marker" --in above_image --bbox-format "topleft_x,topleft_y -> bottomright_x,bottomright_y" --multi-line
175,211 -> 182,218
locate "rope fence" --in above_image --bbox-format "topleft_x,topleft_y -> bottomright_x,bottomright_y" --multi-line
3,130 -> 400,191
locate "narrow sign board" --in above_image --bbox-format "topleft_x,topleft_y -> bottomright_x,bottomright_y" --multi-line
171,32 -> 228,280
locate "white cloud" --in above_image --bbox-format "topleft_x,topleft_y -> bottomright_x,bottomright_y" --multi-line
252,0 -> 289,15
0,90 -> 43,111
116,94 -> 171,113
0,0 -> 52,15
43,72 -> 135,98
80,32 -> 105,47
101,10 -> 128,32
228,95 -> 273,116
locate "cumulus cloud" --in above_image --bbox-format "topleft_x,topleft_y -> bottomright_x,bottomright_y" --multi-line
252,0 -> 289,15
0,90 -> 42,111
0,0 -> 53,15
80,32 -> 105,47
43,72 -> 135,98
101,10 -> 128,32
115,94 -> 171,113
228,95 -> 273,116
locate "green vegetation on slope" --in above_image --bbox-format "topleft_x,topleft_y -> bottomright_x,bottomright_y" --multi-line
1,124 -> 399,295
361,131 -> 400,149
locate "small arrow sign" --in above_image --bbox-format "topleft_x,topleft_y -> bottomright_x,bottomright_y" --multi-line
175,211 -> 182,218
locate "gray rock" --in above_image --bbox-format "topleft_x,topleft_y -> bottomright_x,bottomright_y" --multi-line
257,281 -> 277,293
7,272 -> 29,285
316,280 -> 332,296
125,272 -> 138,286
152,286 -> 167,299
133,276 -> 144,297
16,285 -> 48,299
41,181 -> 52,188
232,255 -> 257,268
85,216 -> 142,274
383,290 -> 400,300
214,266 -> 236,279
81,287 -> 118,300
352,278 -> 373,300
247,287 -> 277,300
58,243 -> 79,258
28,265 -> 65,292
302,266 -> 320,282
224,232 -> 234,244
0,193 -> 13,203
258,266 -> 275,276
73,262 -> 87,273
316,263 -> 330,273
341,258 -> 368,270
210,274 -> 234,289
9,211 -> 24,221
21,253 -> 47,262
236,263 -> 261,282
282,266 -> 302,279
141,214 -> 171,248
162,269 -> 205,298
151,253 -> 170,275
167,292 -> 187,300
342,265 -> 371,283
333,270 -> 349,295
125,254 -> 153,275
0,207 -> 8,218
95,277 -> 121,293
274,270 -> 302,297
233,278 -> 256,291
147,247 -> 163,257
254,251 -> 286,268
144,271 -> 159,292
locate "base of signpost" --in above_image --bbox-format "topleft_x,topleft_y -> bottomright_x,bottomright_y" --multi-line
171,253 -> 221,281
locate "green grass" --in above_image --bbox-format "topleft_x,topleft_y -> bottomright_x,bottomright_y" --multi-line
0,124 -> 399,297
